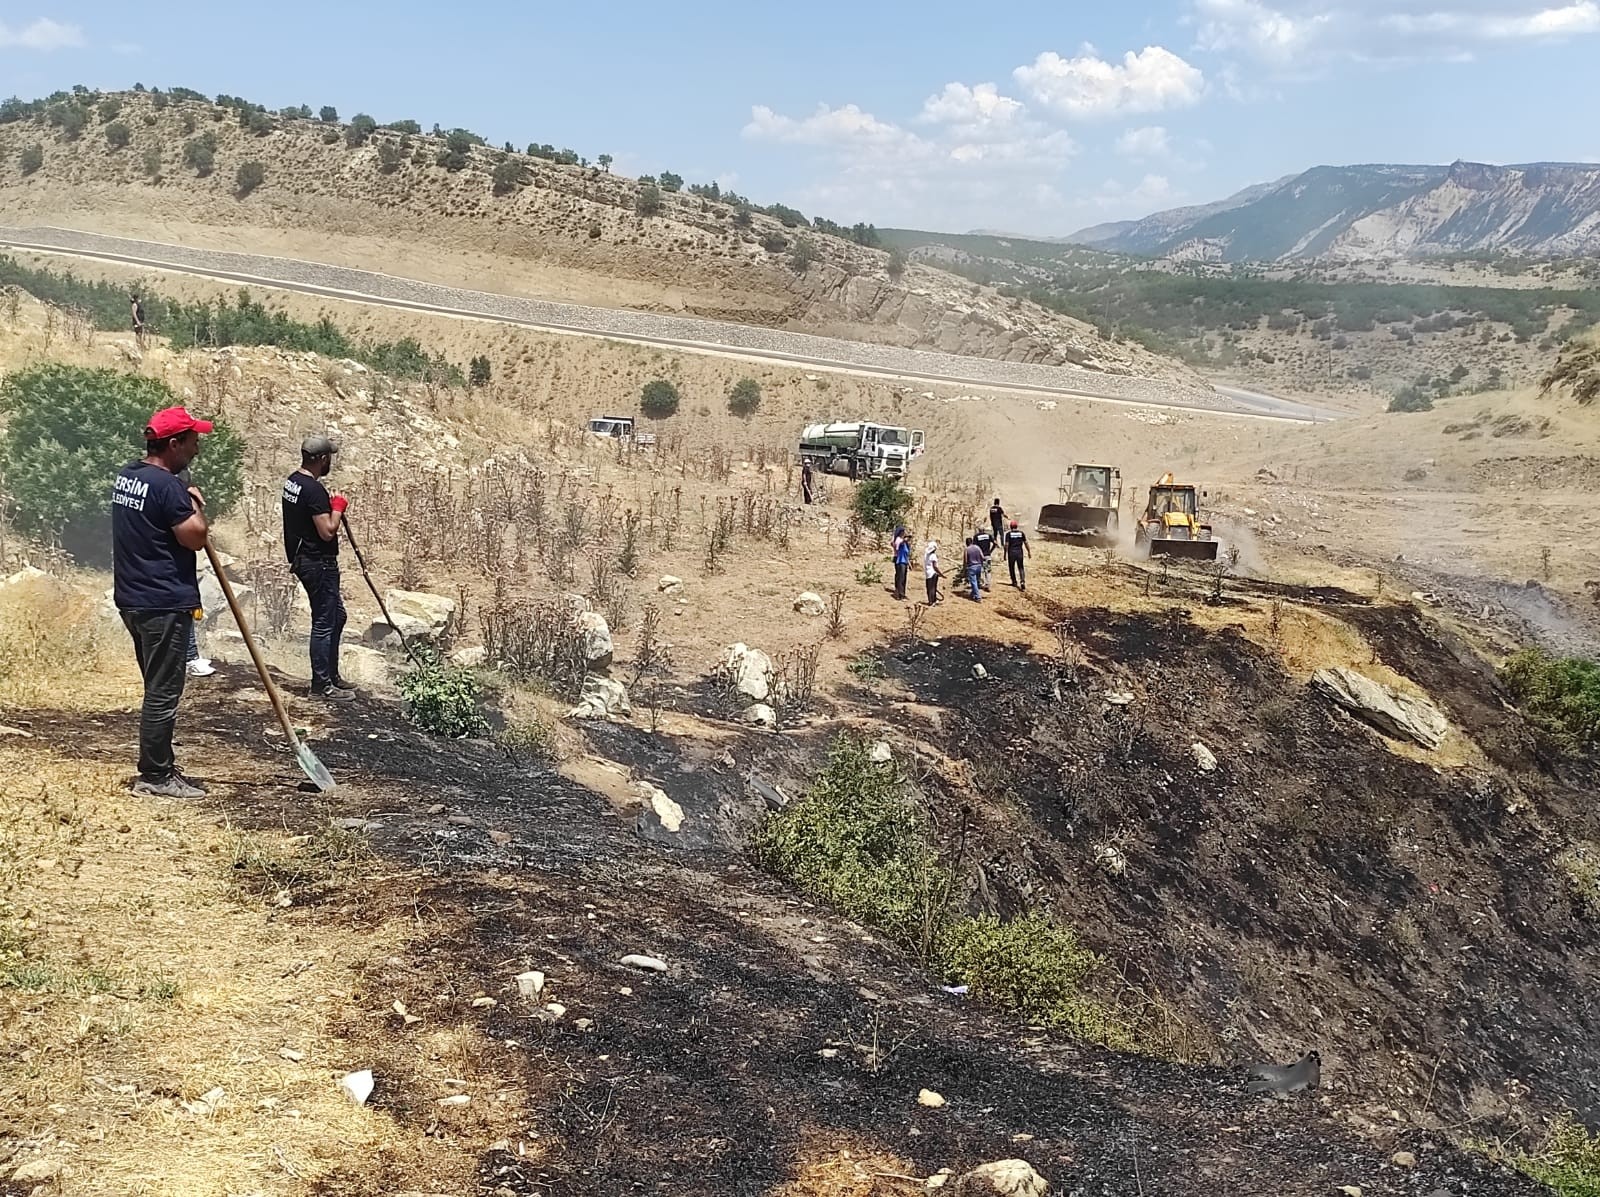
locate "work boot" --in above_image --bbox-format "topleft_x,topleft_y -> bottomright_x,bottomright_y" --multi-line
312,683 -> 356,703
330,677 -> 358,695
132,772 -> 207,800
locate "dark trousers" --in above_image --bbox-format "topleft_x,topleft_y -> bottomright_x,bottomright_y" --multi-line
294,557 -> 347,689
925,575 -> 939,604
894,561 -> 909,599
991,515 -> 1003,539
121,610 -> 190,779
1008,554 -> 1026,587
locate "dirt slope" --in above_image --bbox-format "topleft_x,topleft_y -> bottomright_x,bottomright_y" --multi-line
0,89 -> 1203,386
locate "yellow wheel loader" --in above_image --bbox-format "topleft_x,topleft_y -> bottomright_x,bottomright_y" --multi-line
1135,474 -> 1219,561
1036,464 -> 1122,546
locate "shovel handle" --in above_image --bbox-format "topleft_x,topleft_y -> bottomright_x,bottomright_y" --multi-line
204,544 -> 301,748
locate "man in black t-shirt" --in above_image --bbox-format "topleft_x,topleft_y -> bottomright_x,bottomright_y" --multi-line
112,405 -> 213,799
1003,520 -> 1031,590
283,435 -> 352,701
973,524 -> 996,590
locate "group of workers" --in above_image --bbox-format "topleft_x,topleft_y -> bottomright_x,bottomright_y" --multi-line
890,497 -> 1030,606
111,405 -> 353,799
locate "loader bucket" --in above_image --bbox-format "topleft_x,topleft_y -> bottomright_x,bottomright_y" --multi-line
1147,537 -> 1220,562
1037,503 -> 1114,543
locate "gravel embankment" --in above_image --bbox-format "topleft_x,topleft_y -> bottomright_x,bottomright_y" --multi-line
0,225 -> 1337,422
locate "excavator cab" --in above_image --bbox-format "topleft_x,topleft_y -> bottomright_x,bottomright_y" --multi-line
1036,464 -> 1122,545
1136,474 -> 1218,561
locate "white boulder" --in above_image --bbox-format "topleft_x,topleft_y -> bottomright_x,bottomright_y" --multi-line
569,676 -> 631,721
742,703 -> 777,729
658,575 -> 683,594
951,1159 -> 1049,1196
793,591 -> 826,616
578,611 -> 614,671
1311,667 -> 1449,750
383,589 -> 456,640
1191,742 -> 1218,773
724,643 -> 775,703
338,646 -> 392,689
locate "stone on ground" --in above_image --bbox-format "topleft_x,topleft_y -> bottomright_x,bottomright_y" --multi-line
578,610 -> 614,670
1311,667 -> 1449,750
724,643 -> 775,703
382,589 -> 456,640
793,591 -> 826,616
569,676 -> 631,720
951,1159 -> 1047,1196
742,703 -> 777,729
1191,742 -> 1218,772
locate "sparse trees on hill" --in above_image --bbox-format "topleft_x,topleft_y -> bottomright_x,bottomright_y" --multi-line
640,379 -> 680,418
733,204 -> 753,228
491,158 -> 527,194
377,140 -> 404,173
246,109 -> 274,136
151,90 -> 169,110
887,245 -> 908,280
182,134 -> 216,177
469,355 -> 492,387
1386,386 -> 1434,413
141,143 -> 162,179
104,120 -> 131,150
319,105 -> 338,123
597,153 -> 612,173
50,103 -> 88,141
346,113 -> 376,147
386,119 -> 421,134
18,144 -> 43,176
789,238 -> 818,273
659,170 -> 683,193
235,160 -> 266,197
728,378 -> 761,418
97,98 -> 122,123
636,182 -> 663,217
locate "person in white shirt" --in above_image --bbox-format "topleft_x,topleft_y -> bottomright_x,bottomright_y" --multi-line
923,539 -> 942,605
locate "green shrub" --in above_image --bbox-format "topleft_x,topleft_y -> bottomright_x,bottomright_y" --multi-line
141,143 -> 162,178
376,140 -> 403,173
497,717 -> 560,765
635,182 -> 663,217
104,120 -> 131,150
235,160 -> 266,197
345,113 -> 377,147
854,562 -> 883,587
18,144 -> 42,176
852,475 -> 912,533
0,365 -> 241,558
399,657 -> 489,739
318,105 -> 338,124
491,158 -> 526,194
182,136 -> 215,176
468,355 -> 492,387
1387,386 -> 1434,413
789,238 -> 818,273
887,245 -> 909,280
640,378 -> 680,418
1500,1114 -> 1600,1197
727,377 -> 761,417
658,170 -> 683,193
246,109 -> 273,137
754,737 -> 946,945
937,913 -> 1130,1049
1502,649 -> 1600,748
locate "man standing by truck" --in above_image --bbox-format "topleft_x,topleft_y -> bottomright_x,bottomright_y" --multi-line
283,435 -> 353,701
801,459 -> 815,505
892,525 -> 910,600
1004,519 -> 1031,590
112,405 -> 212,798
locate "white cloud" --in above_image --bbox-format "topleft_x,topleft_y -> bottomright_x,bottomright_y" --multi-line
0,17 -> 84,51
743,103 -> 915,150
1014,45 -> 1206,119
919,81 -> 1025,127
1193,0 -> 1600,67
1116,125 -> 1173,158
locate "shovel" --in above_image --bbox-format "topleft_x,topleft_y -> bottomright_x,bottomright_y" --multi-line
341,516 -> 426,669
204,543 -> 336,792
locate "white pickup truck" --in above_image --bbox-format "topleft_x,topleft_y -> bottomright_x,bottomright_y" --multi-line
587,415 -> 657,448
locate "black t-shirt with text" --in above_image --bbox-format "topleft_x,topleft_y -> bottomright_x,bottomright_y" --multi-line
1004,528 -> 1029,556
282,471 -> 337,563
974,530 -> 996,557
112,461 -> 200,612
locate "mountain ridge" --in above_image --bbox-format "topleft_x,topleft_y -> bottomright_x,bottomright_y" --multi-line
1066,160 -> 1600,262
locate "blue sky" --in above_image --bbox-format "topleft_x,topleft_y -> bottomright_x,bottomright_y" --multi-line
4,0 -> 1597,235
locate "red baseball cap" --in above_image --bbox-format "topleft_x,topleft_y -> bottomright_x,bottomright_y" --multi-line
145,406 -> 215,439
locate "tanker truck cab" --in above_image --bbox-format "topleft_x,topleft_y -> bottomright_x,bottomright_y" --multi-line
799,421 -> 924,479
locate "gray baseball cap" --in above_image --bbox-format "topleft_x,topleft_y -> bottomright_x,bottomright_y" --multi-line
301,434 -> 339,457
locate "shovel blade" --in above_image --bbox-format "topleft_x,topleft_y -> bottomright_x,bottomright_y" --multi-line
294,737 -> 337,792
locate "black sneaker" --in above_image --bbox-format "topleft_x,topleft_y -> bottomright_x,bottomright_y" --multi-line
330,678 -> 359,695
132,773 -> 206,800
312,684 -> 356,703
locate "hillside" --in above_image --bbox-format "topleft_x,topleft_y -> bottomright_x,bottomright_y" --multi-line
0,87 -> 1203,389
1067,162 -> 1600,263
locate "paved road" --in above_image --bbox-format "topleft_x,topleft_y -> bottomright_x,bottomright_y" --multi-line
0,225 -> 1341,423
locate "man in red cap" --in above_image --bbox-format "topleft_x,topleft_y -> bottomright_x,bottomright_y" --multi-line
111,406 -> 212,799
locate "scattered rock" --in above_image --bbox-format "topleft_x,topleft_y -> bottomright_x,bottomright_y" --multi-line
182,1086 -> 226,1116
515,971 -> 545,999
793,591 -> 826,616
470,996 -> 497,1009
917,1088 -> 947,1108
278,1047 -> 305,1062
1391,1151 -> 1417,1169
574,1017 -> 594,1031
621,954 -> 668,973
1104,690 -> 1136,706
450,645 -> 488,668
437,1094 -> 471,1107
339,645 -> 392,689
1246,1051 -> 1321,1096
10,1157 -> 64,1183
870,740 -> 893,764
972,664 -> 989,680
339,1070 -> 375,1105
1191,742 -> 1218,773
658,575 -> 683,593
724,643 -> 775,703
382,588 -> 457,640
569,676 -> 631,720
578,611 -> 614,670
3,565 -> 47,587
742,703 -> 777,729
543,1002 -> 567,1021
199,570 -> 251,620
1339,1187 -> 1363,1197
636,782 -> 684,833
1094,843 -> 1127,877
1311,667 -> 1449,750
950,1159 -> 1046,1196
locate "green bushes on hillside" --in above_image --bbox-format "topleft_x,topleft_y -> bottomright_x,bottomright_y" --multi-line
1502,649 -> 1600,749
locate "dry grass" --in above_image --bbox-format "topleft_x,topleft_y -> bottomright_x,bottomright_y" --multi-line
768,1133 -> 926,1197
0,573 -> 134,713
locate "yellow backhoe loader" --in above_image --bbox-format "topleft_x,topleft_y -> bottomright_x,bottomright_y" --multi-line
1135,474 -> 1218,561
1036,464 -> 1122,546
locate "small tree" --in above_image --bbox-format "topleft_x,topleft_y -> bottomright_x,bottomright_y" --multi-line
104,120 -> 132,150
319,105 -> 338,123
235,160 -> 266,197
246,109 -> 274,136
887,244 -> 909,280
55,104 -> 88,141
636,182 -> 663,217
1387,386 -> 1434,413
141,143 -> 162,179
728,378 -> 761,418
98,98 -> 123,123
640,379 -> 680,419
469,355 -> 492,387
733,204 -> 753,228
182,137 -> 215,176
853,476 -> 912,534
491,158 -> 527,194
345,113 -> 376,147
789,237 -> 818,273
597,153 -> 612,172
19,144 -> 43,176
376,139 -> 403,173
659,170 -> 683,193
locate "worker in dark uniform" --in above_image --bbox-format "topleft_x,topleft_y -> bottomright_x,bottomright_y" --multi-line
130,292 -> 148,349
989,498 -> 1005,541
801,459 -> 815,505
283,435 -> 353,701
892,526 -> 910,600
1003,519 -> 1031,590
973,523 -> 996,591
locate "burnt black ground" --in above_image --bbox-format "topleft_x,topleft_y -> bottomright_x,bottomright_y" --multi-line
29,627 -> 1567,1195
